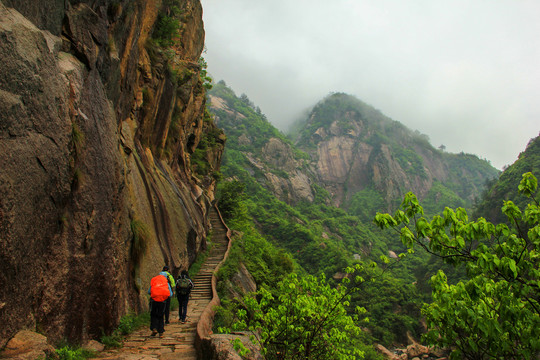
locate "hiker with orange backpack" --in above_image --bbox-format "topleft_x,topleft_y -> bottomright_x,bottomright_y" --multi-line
161,266 -> 175,324
147,269 -> 173,337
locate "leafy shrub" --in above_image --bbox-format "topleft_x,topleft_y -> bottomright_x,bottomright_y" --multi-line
152,0 -> 183,48
216,180 -> 248,222
375,172 -> 540,359
349,187 -> 386,222
100,312 -> 150,349
223,270 -> 369,360
54,345 -> 95,360
198,57 -> 213,90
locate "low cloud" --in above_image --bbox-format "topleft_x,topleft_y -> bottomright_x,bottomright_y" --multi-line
201,0 -> 540,169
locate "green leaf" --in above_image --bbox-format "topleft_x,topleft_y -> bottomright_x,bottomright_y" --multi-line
508,259 -> 518,279
400,226 -> 416,247
518,172 -> 538,197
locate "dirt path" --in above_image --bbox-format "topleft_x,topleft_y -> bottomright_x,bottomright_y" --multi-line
94,208 -> 228,360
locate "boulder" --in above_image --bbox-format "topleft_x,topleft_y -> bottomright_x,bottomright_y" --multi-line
429,346 -> 448,358
332,272 -> 348,281
1,330 -> 55,360
207,333 -> 263,360
231,263 -> 257,295
223,263 -> 257,303
375,343 -> 403,360
82,339 -> 104,352
407,342 -> 429,358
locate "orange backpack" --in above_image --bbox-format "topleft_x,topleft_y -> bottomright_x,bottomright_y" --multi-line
150,275 -> 170,302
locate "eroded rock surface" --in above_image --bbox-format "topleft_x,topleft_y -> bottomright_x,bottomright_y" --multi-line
0,0 -> 223,348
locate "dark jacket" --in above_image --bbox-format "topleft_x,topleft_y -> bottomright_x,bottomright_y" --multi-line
175,275 -> 194,296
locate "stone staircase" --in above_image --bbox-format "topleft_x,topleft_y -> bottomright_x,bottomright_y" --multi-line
92,207 -> 229,360
191,208 -> 228,302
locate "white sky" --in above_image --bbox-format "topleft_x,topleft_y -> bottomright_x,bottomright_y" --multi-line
200,0 -> 540,169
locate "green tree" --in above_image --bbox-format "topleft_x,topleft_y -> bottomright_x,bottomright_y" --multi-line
198,57 -> 213,90
217,180 -> 248,222
226,269 -> 370,360
152,0 -> 182,47
374,172 -> 540,359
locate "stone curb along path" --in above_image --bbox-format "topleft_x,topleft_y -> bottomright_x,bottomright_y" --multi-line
93,207 -> 229,360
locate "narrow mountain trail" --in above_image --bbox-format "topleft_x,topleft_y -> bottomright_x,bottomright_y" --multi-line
94,207 -> 229,360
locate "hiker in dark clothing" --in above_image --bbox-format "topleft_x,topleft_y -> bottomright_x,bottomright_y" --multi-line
148,270 -> 173,337
149,300 -> 167,337
176,270 -> 194,323
161,266 -> 175,324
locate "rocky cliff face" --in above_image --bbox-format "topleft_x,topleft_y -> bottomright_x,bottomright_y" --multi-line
295,93 -> 499,210
209,85 -> 497,214
245,137 -> 314,203
207,87 -> 315,205
307,117 -> 438,207
0,0 -> 223,347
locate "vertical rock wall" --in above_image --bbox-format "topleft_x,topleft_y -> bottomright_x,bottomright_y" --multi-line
0,0 -> 223,347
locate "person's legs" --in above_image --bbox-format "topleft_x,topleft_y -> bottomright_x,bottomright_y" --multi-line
150,300 -> 167,334
183,297 -> 189,322
177,296 -> 184,321
178,295 -> 189,322
164,297 -> 171,324
149,300 -> 159,335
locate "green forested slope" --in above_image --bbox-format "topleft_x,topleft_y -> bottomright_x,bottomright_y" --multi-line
208,81 -> 292,153
207,82 -> 502,349
474,134 -> 540,223
292,92 -> 499,216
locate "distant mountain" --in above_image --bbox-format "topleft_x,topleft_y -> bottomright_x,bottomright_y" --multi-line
208,81 -> 317,204
293,93 -> 499,215
209,84 -> 499,219
474,134 -> 540,223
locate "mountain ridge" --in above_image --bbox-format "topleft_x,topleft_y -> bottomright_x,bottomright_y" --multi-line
208,83 -> 499,216
474,133 -> 540,223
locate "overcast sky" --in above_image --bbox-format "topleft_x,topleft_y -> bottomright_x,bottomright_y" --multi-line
200,0 -> 539,169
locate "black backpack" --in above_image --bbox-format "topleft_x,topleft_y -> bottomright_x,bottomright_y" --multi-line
176,277 -> 191,295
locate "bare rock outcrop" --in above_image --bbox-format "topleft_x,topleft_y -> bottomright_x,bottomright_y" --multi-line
218,262 -> 257,305
295,94 -> 498,209
375,342 -> 449,360
308,118 -> 436,208
240,138 -> 314,204
0,330 -> 55,360
0,0 -> 223,348
206,333 -> 263,360
262,137 -> 314,202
